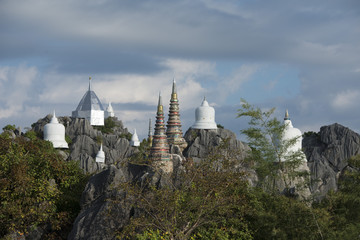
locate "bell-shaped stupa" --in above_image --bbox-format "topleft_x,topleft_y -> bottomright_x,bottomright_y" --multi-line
43,111 -> 69,148
149,93 -> 170,162
282,110 -> 302,154
95,144 -> 105,163
192,97 -> 217,129
166,79 -> 187,149
72,77 -> 105,126
105,102 -> 115,118
130,129 -> 140,147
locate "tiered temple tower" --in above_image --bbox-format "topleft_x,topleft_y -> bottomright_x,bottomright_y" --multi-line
148,118 -> 153,146
149,93 -> 171,163
166,79 -> 187,149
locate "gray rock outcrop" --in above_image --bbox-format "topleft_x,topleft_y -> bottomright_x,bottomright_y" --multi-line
31,116 -> 137,174
303,123 -> 360,199
183,128 -> 250,162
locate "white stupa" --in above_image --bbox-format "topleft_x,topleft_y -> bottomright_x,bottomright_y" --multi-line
192,97 -> 217,130
105,102 -> 115,118
43,111 -> 69,149
72,77 -> 105,126
95,144 -> 105,163
130,129 -> 140,147
281,110 -> 304,161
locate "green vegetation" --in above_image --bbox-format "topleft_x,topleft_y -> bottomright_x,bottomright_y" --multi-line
94,117 -> 118,134
2,124 -> 16,132
0,133 -> 88,239
237,99 -> 308,192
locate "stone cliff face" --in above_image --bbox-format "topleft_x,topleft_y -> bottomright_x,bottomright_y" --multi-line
31,116 -> 136,173
68,128 -> 250,240
303,123 -> 360,199
183,128 -> 250,162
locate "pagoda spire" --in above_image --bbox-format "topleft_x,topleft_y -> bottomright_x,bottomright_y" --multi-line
166,79 -> 187,149
150,93 -> 170,162
88,76 -> 92,91
284,109 -> 290,120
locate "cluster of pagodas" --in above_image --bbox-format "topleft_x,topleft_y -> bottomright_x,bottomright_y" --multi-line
42,77 -> 219,165
42,76 -> 305,166
148,79 -> 220,167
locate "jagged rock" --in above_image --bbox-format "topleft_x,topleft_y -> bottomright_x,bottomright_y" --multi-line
183,128 -> 250,162
68,165 -> 135,240
31,116 -> 134,173
303,123 -> 360,199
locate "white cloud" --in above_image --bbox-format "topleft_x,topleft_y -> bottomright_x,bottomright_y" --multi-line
39,58 -> 209,111
0,65 -> 38,119
332,89 -> 360,110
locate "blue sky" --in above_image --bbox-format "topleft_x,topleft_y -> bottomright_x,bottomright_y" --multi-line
0,0 -> 359,140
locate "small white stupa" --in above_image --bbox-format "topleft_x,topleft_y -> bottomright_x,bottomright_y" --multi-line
281,110 -> 305,161
105,102 -> 115,118
72,77 -> 105,126
192,97 -> 217,130
95,144 -> 105,163
43,111 -> 69,148
130,129 -> 140,147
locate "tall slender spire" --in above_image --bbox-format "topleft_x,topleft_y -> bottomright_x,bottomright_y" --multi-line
150,93 -> 170,162
171,78 -> 177,100
166,79 -> 187,149
88,76 -> 92,91
148,118 -> 153,147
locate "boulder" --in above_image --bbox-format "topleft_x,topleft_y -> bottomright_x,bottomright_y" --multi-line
183,128 -> 250,162
303,123 -> 360,199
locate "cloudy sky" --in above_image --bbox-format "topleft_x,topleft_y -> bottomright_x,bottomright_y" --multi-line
1,0 -> 359,140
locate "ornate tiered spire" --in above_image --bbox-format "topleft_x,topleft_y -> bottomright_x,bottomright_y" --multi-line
166,79 -> 187,149
148,118 -> 153,146
149,93 -> 170,162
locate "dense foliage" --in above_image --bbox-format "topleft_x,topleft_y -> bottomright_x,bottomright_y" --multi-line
0,132 -> 87,239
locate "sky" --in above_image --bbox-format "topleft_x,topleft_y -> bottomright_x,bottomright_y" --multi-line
0,0 -> 360,141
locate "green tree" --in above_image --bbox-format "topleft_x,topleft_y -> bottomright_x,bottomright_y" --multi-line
237,99 -> 307,193
119,140 -> 254,239
0,135 -> 87,238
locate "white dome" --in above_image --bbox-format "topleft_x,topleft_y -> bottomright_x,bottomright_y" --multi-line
105,102 -> 115,118
43,111 -> 69,149
95,144 -> 105,163
281,110 -> 304,161
130,129 -> 140,147
192,97 -> 217,129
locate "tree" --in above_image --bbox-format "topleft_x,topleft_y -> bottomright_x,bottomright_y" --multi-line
237,99 -> 308,193
119,139 -> 254,239
0,134 -> 87,238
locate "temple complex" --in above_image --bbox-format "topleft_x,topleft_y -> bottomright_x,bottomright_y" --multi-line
149,93 -> 171,171
192,97 -> 217,129
72,77 -> 105,126
166,79 -> 187,149
43,111 -> 69,148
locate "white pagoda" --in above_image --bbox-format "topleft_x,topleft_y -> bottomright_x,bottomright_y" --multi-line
192,97 -> 217,130
72,77 -> 105,126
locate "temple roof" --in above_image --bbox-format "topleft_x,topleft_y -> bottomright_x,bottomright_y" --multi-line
75,78 -> 104,111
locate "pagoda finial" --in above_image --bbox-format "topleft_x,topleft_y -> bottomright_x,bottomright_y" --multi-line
148,118 -> 153,136
157,92 -> 163,113
171,78 -> 177,100
89,76 -> 92,91
284,109 -> 290,120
